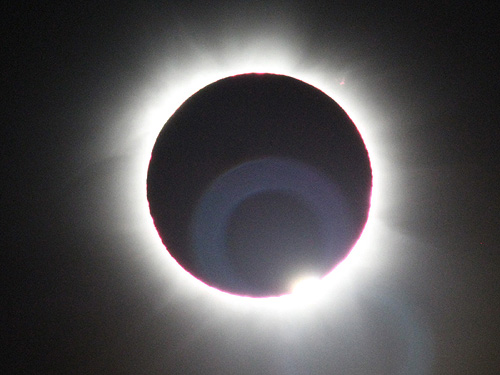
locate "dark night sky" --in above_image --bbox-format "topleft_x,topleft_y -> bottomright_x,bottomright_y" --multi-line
2,2 -> 499,374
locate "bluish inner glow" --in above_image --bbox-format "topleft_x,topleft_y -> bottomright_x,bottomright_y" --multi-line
191,156 -> 349,295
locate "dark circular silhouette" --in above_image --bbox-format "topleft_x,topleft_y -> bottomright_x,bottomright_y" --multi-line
147,73 -> 372,297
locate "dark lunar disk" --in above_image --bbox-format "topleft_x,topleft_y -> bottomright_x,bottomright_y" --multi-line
147,73 -> 372,297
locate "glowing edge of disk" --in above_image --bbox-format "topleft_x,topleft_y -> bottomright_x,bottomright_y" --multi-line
109,45 -> 390,313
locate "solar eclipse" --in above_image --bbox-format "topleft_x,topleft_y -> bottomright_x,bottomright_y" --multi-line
147,73 -> 372,297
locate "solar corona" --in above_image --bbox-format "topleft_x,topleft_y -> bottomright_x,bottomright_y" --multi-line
147,73 -> 372,298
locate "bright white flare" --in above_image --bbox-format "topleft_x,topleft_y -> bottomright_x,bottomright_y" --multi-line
291,276 -> 323,299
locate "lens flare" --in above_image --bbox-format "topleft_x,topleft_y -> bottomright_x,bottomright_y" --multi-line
78,16 -> 433,372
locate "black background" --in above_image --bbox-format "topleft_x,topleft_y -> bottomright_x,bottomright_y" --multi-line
3,1 -> 499,374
